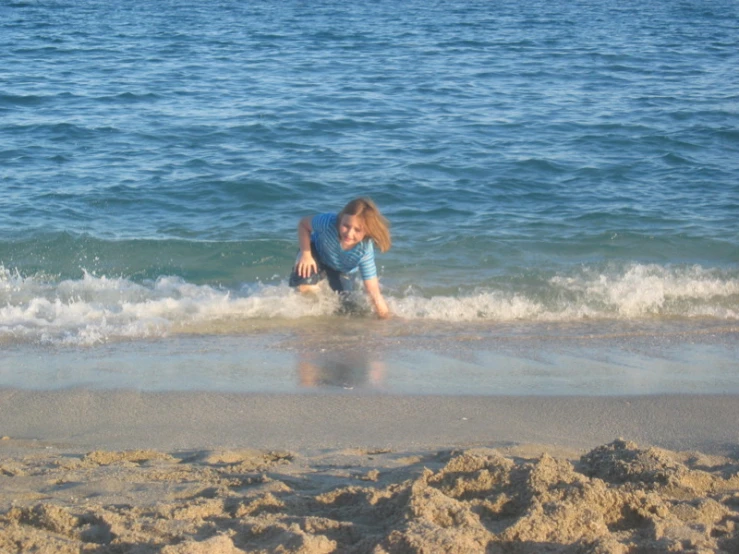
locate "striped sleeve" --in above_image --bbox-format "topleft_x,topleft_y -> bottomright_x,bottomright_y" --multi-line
358,242 -> 377,280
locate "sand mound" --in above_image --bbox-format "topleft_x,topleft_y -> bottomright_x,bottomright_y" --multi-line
1,439 -> 738,553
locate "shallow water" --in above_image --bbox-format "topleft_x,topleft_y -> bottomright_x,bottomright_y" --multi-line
2,324 -> 736,395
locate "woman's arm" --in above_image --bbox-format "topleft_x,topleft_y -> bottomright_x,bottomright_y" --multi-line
296,216 -> 317,277
363,277 -> 390,319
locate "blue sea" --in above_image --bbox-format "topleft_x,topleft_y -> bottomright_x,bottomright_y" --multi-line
1,0 -> 737,394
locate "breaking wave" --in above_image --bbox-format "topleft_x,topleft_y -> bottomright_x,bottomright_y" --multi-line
1,263 -> 737,346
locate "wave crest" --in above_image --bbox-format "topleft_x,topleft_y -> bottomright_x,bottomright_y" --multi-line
1,263 -> 737,346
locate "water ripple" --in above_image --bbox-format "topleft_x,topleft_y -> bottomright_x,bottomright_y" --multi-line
0,0 -> 737,291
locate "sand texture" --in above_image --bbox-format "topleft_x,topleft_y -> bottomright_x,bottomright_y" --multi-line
1,439 -> 738,553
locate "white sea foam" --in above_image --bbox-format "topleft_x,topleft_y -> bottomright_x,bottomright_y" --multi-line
0,264 -> 737,346
548,264 -> 739,319
390,264 -> 738,322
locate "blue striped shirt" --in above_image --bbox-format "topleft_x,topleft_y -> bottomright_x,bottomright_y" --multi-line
311,213 -> 377,280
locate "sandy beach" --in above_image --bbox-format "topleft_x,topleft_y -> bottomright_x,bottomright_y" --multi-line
1,389 -> 738,553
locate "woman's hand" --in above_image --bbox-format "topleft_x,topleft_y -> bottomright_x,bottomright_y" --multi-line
375,304 -> 391,319
296,250 -> 318,278
364,277 -> 391,319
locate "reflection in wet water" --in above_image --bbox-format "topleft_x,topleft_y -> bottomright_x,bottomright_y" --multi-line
297,350 -> 385,389
1,329 -> 737,395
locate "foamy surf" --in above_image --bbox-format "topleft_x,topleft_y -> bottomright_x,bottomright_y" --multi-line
1,263 -> 737,346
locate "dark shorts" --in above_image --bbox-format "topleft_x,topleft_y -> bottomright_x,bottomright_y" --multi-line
289,243 -> 355,293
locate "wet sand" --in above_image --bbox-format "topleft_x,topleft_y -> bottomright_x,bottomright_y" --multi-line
1,389 -> 738,552
1,390 -> 739,454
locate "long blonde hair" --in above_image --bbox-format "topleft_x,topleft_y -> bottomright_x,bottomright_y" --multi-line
338,197 -> 392,252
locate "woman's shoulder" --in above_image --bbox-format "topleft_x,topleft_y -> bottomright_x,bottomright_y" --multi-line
312,212 -> 338,230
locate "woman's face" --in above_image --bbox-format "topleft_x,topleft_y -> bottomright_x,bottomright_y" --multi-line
338,214 -> 366,250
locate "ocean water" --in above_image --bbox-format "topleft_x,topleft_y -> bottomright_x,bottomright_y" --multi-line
1,0 -> 737,393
